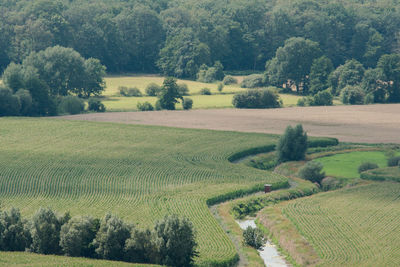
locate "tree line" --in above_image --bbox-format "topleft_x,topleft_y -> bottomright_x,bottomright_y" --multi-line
0,207 -> 197,267
1,0 -> 400,77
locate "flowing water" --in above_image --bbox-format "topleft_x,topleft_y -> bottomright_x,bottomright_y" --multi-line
236,219 -> 288,267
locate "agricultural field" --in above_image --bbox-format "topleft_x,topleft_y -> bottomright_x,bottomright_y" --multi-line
314,151 -> 390,179
101,75 -> 302,111
267,182 -> 400,266
0,117 -> 287,266
0,252 -> 157,267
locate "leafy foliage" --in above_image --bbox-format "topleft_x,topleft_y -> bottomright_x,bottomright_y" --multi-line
233,88 -> 281,109
119,87 -> 142,97
158,77 -> 182,110
137,102 -> 155,111
58,96 -> 85,115
277,124 -> 308,163
182,97 -> 193,110
242,226 -> 264,249
298,161 -> 326,184
240,74 -> 264,88
223,76 -> 238,85
358,162 -> 379,173
341,85 -> 365,105
145,83 -> 162,96
88,99 -> 106,112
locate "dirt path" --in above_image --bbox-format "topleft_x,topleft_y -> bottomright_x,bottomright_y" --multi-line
59,104 -> 400,143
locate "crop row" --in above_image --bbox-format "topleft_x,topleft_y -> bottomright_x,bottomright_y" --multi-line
281,182 -> 400,266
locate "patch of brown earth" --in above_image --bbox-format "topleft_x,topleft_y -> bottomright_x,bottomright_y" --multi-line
58,104 -> 400,143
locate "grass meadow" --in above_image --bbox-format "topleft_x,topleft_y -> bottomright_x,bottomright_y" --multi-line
314,151 -> 389,179
277,182 -> 400,266
0,117 -> 287,266
102,75 -> 302,111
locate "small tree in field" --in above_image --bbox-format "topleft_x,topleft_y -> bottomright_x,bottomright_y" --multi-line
277,124 -> 307,163
158,77 -> 182,110
298,161 -> 325,184
243,226 -> 264,249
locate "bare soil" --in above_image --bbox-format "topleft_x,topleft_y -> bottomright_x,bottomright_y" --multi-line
59,104 -> 400,143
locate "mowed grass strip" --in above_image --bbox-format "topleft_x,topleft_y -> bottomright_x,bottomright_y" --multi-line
280,182 -> 400,266
0,118 -> 286,265
0,252 -> 158,267
314,151 -> 389,179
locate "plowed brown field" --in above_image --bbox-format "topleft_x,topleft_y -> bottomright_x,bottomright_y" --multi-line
59,104 -> 400,143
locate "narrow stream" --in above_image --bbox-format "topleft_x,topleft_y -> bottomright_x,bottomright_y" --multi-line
236,219 -> 288,267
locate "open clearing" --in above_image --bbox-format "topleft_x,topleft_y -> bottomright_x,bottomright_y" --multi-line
0,118 -> 287,266
314,151 -> 389,179
61,104 -> 400,144
266,182 -> 400,266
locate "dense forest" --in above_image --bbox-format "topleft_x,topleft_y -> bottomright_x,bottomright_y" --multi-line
1,0 -> 400,77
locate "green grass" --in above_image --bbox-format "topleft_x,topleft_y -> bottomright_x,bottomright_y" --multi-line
0,252 -> 157,267
102,75 -> 302,111
0,118 -> 287,266
314,151 -> 389,179
361,166 -> 400,182
280,182 -> 400,266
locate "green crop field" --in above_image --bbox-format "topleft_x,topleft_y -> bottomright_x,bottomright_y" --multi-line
0,118 -> 286,266
314,151 -> 389,179
0,252 -> 158,267
279,182 -> 400,266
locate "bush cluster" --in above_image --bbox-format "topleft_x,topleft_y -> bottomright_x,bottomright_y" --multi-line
277,124 -> 307,163
297,90 -> 333,106
197,62 -> 224,83
222,75 -> 238,85
387,156 -> 400,167
298,161 -> 325,184
58,96 -> 85,115
119,86 -> 142,97
137,102 -> 154,111
240,74 -> 264,88
88,99 -> 106,112
358,162 -> 379,173
232,88 -> 281,109
200,88 -> 212,95
243,227 -> 264,249
0,207 -> 197,267
341,85 -> 365,104
145,83 -> 161,96
182,97 -> 193,110
178,83 -> 190,96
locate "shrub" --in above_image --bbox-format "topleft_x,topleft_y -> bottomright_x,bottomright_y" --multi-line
88,98 -> 106,112
277,124 -> 308,163
217,83 -> 224,92
200,88 -> 211,95
298,161 -> 325,184
358,162 -> 379,173
119,86 -> 142,97
182,97 -> 193,110
60,216 -> 100,257
93,213 -> 131,260
297,97 -> 308,106
232,88 -> 282,109
307,137 -> 339,148
310,90 -> 333,106
29,208 -> 68,255
137,102 -> 154,111
240,74 -> 264,88
0,208 -> 31,251
243,226 -> 264,249
145,83 -> 161,96
124,228 -> 156,263
15,89 -> 33,115
223,75 -> 238,85
197,62 -> 224,83
153,215 -> 197,267
0,87 -> 21,116
177,83 -> 189,96
387,156 -> 400,167
341,85 -> 365,104
58,96 -> 85,115
158,77 -> 181,110
320,177 -> 340,191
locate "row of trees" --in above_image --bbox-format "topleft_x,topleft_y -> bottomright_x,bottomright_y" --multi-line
1,0 -> 400,76
264,37 -> 400,103
0,46 -> 106,116
0,207 -> 197,267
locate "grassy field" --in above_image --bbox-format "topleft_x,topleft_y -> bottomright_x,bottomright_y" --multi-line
314,151 -> 389,179
102,75 -> 302,111
272,182 -> 400,266
0,252 -> 158,267
0,117 -> 287,266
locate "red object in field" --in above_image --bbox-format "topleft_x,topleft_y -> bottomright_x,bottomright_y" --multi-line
264,184 -> 272,193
